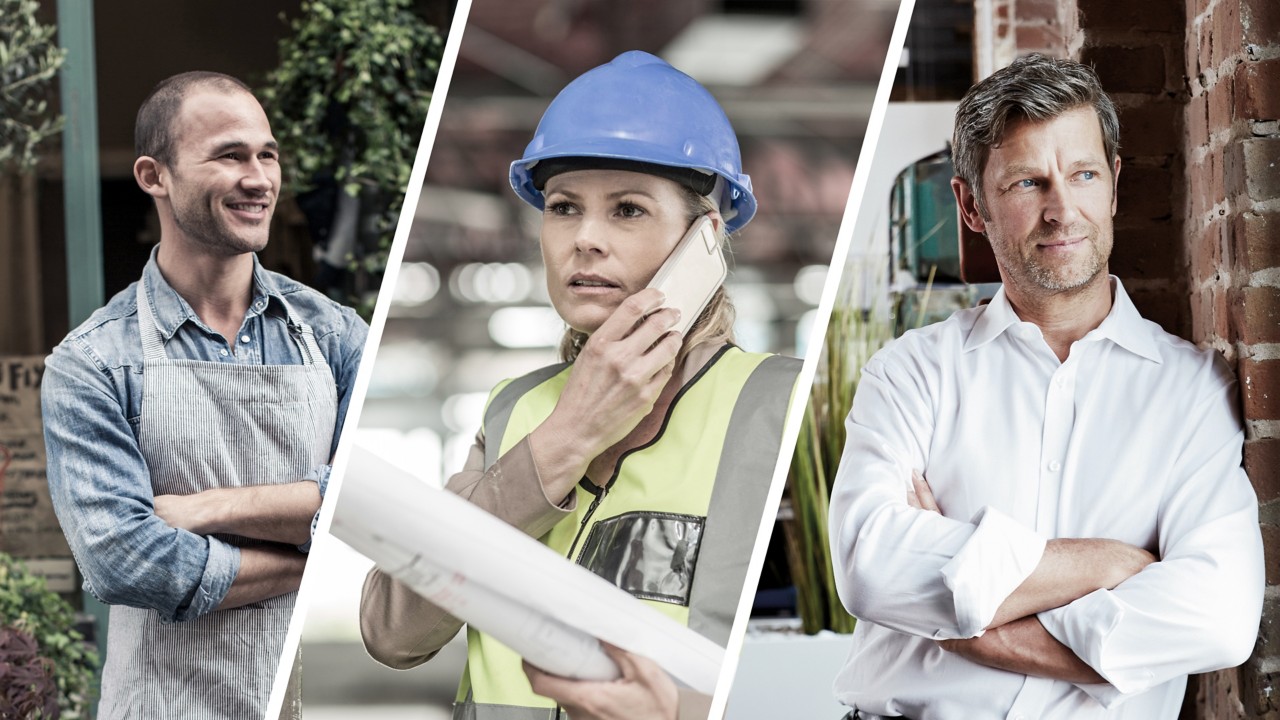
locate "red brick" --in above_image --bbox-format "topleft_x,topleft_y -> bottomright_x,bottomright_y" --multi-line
1236,210 -> 1280,274
1015,23 -> 1067,55
1246,438 -> 1280,502
1188,150 -> 1223,219
1128,287 -> 1185,335
1118,164 -> 1174,220
1016,0 -> 1061,23
1213,0 -> 1243,69
1242,656 -> 1280,717
1190,218 -> 1226,284
996,0 -> 1010,20
1113,226 -> 1180,279
1234,287 -> 1280,343
1198,14 -> 1214,80
1188,91 -> 1210,148
1077,0 -> 1182,32
1241,137 -> 1280,202
1208,74 -> 1235,133
1264,523 -> 1280,585
1236,58 -> 1280,120
1192,281 -> 1230,343
1118,100 -> 1180,158
1243,0 -> 1280,47
1242,358 -> 1280,420
1082,45 -> 1166,93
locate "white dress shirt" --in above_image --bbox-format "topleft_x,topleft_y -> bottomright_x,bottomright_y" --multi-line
829,278 -> 1263,720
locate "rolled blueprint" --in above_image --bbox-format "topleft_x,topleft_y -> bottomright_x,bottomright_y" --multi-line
332,444 -> 726,694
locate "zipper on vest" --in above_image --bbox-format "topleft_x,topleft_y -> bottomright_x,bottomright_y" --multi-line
565,479 -> 606,561
562,345 -> 735,565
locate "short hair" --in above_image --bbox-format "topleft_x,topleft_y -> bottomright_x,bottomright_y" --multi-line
952,54 -> 1120,216
135,71 -> 253,165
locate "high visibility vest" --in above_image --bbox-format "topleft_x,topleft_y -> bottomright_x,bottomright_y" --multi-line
453,345 -> 801,720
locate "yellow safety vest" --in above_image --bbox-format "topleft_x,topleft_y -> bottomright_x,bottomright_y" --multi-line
454,345 -> 800,720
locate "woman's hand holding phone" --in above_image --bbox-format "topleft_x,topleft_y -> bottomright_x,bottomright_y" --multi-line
529,288 -> 682,500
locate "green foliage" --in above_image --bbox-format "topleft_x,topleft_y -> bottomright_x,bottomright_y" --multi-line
0,0 -> 67,173
784,275 -> 895,635
261,0 -> 444,252
0,553 -> 97,718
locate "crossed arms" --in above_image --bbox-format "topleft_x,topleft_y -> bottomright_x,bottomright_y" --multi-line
41,345 -> 325,622
829,349 -> 1263,704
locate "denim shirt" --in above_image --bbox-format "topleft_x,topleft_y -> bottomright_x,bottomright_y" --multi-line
41,249 -> 367,623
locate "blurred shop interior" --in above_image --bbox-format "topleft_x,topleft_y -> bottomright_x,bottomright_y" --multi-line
0,1 -> 450,718
301,0 -> 898,716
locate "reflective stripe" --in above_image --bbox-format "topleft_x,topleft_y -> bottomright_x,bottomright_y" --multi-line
461,346 -> 799,715
576,511 -> 705,605
483,362 -> 570,469
688,353 -> 800,644
452,689 -> 558,720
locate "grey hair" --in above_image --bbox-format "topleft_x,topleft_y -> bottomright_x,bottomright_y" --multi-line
952,53 -> 1120,217
558,189 -> 736,364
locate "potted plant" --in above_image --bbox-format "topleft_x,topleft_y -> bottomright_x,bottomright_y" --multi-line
0,553 -> 98,719
260,0 -> 445,316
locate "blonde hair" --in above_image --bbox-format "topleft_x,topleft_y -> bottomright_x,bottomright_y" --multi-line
558,190 -> 736,364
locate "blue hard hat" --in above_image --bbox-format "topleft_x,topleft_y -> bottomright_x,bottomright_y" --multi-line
510,50 -> 757,232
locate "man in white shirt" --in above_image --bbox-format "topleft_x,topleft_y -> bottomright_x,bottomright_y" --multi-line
829,54 -> 1264,720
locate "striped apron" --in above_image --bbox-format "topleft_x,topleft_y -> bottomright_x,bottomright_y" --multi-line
96,281 -> 336,720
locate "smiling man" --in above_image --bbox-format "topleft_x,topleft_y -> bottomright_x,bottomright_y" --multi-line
41,72 -> 367,719
828,55 -> 1263,719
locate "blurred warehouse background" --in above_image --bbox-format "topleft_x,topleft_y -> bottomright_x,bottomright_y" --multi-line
302,0 -> 899,716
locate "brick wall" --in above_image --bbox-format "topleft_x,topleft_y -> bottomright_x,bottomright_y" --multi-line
1189,0 -> 1280,715
984,0 -> 1280,716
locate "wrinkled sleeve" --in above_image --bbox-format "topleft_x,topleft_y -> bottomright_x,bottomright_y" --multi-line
360,429 -> 575,668
1039,370 -> 1263,705
328,307 -> 369,459
41,342 -> 239,623
829,348 -> 1045,640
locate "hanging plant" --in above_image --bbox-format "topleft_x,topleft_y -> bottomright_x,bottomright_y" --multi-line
261,0 -> 445,315
0,0 -> 67,174
0,553 -> 97,718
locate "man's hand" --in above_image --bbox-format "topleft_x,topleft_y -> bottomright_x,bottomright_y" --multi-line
154,481 -> 321,546
216,546 -> 308,610
529,289 -> 682,500
907,470 -> 1155,628
938,616 -> 1105,684
523,643 -> 678,720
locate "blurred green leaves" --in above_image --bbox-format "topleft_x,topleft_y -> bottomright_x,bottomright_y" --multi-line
0,553 -> 97,718
0,0 -> 66,174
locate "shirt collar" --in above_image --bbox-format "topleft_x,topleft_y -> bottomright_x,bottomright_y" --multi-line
140,246 -> 283,341
963,276 -> 1163,364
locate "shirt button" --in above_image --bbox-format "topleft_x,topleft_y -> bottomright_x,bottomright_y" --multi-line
1048,460 -> 1062,472
219,349 -> 229,357
240,335 -> 251,343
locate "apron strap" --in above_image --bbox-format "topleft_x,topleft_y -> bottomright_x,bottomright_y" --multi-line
134,278 -> 325,366
275,294 -> 325,367
135,281 -> 168,363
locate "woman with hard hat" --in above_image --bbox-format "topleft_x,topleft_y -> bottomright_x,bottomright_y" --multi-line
360,50 -> 800,720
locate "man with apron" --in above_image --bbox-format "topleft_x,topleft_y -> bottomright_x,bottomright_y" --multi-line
42,71 -> 368,719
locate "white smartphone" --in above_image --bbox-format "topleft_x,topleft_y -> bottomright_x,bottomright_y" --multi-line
645,214 -> 727,337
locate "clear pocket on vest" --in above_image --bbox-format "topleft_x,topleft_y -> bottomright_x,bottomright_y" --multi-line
575,511 -> 705,605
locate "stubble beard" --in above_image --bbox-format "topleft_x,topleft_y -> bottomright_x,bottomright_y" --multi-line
170,185 -> 271,257
1002,221 -> 1112,296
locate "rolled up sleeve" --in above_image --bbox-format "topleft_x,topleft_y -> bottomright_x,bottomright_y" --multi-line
829,351 -> 1046,640
1038,376 -> 1263,704
42,341 -> 239,623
